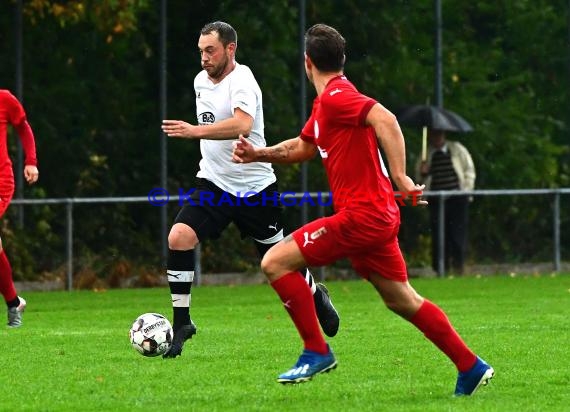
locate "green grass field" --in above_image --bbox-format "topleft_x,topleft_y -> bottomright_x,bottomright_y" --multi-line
2,274 -> 569,411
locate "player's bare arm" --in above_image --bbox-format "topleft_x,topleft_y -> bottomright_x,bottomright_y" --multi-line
367,103 -> 427,205
162,108 -> 253,140
232,135 -> 317,164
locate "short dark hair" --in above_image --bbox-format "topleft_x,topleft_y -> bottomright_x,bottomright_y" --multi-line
200,21 -> 237,47
304,24 -> 345,72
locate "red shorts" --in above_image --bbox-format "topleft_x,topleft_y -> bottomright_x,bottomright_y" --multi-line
291,209 -> 407,282
0,180 -> 15,218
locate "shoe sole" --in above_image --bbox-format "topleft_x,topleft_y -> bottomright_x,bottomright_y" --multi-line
277,361 -> 338,384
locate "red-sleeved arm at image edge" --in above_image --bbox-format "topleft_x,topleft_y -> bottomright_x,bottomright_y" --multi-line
14,120 -> 37,166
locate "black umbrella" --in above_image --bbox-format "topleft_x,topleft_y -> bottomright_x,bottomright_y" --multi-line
395,105 -> 473,160
395,105 -> 474,132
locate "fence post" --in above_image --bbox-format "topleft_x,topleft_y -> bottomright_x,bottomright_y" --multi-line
437,193 -> 446,277
66,200 -> 73,291
553,191 -> 561,272
194,244 -> 202,286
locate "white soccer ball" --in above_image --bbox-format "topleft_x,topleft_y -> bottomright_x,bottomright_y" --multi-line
129,312 -> 173,357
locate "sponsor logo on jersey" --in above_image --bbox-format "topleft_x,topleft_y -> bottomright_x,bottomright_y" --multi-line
199,111 -> 215,124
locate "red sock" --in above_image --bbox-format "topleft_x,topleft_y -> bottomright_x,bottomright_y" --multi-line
410,299 -> 477,372
0,250 -> 17,303
271,272 -> 328,354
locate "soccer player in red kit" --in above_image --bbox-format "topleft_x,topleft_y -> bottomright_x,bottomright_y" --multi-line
232,24 -> 494,396
0,89 -> 39,327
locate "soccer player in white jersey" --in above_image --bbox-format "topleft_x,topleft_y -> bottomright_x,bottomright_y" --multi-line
161,21 -> 339,358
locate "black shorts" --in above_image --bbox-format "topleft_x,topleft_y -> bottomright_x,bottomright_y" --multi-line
174,178 -> 284,243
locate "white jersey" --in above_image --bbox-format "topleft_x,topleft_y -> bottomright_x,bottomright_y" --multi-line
194,62 -> 276,196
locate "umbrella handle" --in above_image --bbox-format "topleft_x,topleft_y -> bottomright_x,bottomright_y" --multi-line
421,126 -> 427,161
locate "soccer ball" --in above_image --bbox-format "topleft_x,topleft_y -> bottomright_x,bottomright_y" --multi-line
129,312 -> 173,357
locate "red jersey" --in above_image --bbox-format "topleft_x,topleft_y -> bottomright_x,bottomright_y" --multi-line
0,90 -> 37,182
300,75 -> 399,225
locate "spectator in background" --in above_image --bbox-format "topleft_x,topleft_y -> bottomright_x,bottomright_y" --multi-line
0,89 -> 39,327
417,128 -> 475,275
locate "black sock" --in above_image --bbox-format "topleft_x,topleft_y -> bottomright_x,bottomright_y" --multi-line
167,249 -> 195,331
6,296 -> 19,308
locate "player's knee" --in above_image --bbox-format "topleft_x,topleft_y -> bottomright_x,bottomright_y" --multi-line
168,224 -> 198,250
260,254 -> 273,275
260,254 -> 282,279
384,296 -> 423,319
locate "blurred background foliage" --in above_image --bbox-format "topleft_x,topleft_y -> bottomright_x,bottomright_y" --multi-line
0,0 -> 568,283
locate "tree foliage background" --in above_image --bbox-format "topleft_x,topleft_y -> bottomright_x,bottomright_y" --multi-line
0,0 -> 568,283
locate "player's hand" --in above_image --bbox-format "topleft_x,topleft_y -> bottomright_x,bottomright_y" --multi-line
395,176 -> 428,206
407,184 -> 428,206
161,120 -> 197,138
232,135 -> 256,163
24,165 -> 39,184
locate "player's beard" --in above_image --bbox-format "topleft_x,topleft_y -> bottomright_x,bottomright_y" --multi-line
205,53 -> 230,81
